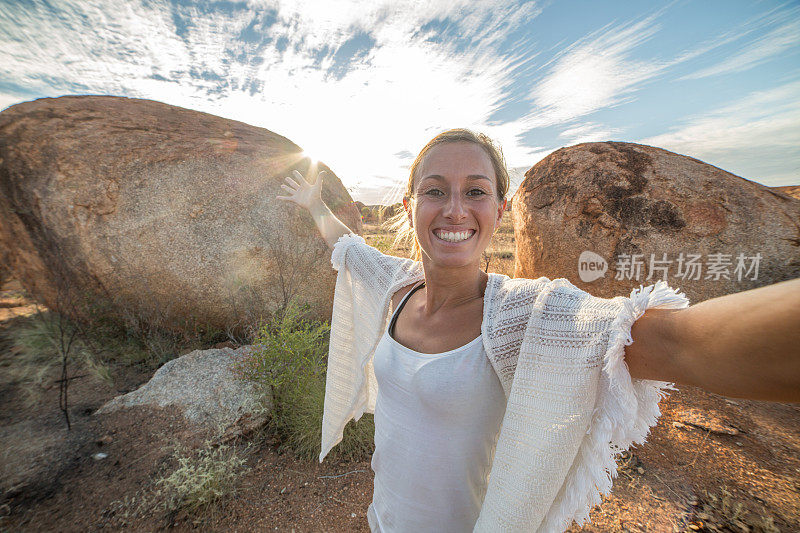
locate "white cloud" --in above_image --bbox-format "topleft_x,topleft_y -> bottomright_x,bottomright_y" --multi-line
641,80 -> 800,185
680,4 -> 800,80
558,122 -> 621,144
528,14 -> 666,126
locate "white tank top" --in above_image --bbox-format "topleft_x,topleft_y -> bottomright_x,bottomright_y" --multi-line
368,281 -> 507,532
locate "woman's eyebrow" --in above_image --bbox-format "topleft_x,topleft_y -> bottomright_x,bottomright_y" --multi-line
420,174 -> 491,182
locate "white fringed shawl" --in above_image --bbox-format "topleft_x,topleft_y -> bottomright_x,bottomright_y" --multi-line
320,234 -> 690,532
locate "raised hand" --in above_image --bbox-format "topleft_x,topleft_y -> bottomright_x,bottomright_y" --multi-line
277,169 -> 326,211
275,168 -> 353,248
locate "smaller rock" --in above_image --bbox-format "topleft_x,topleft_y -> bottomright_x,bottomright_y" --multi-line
95,346 -> 272,438
736,441 -> 744,447
636,467 -> 644,474
96,434 -> 113,446
672,421 -> 687,429
725,399 -> 739,406
92,452 -> 108,460
350,513 -> 357,518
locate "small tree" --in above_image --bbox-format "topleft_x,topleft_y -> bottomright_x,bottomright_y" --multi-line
28,239 -> 101,430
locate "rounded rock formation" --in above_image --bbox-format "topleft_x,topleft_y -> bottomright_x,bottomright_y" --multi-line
512,142 -> 800,302
0,95 -> 361,331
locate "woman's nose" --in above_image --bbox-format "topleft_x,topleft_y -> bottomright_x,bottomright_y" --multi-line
444,194 -> 466,220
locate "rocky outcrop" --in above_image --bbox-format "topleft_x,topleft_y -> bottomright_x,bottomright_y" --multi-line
0,96 -> 361,330
512,142 -> 800,302
95,346 -> 270,438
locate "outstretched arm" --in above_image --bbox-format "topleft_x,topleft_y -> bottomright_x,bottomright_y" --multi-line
625,277 -> 800,403
276,169 -> 355,249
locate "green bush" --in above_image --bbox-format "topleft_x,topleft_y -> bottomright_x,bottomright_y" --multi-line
232,299 -> 375,461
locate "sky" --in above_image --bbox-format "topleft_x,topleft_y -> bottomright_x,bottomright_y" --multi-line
1,0 -> 799,204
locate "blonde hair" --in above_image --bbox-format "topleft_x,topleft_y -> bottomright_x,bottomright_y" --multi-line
384,128 -> 510,261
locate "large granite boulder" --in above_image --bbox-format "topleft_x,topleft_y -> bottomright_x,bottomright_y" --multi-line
0,96 -> 361,331
512,142 -> 800,302
95,346 -> 270,439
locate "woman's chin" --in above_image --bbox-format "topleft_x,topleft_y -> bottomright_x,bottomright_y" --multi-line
421,247 -> 483,268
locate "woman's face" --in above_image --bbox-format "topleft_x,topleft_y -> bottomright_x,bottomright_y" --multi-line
404,141 -> 506,269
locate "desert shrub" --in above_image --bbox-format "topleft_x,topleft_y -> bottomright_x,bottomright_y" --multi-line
7,301 -> 226,404
279,366 -> 375,462
155,440 -> 250,516
232,299 -> 375,461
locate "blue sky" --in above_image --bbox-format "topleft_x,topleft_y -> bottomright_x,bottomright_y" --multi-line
1,0 -> 798,203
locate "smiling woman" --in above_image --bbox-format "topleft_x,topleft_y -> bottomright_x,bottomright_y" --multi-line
384,129 -> 510,263
275,128 -> 800,532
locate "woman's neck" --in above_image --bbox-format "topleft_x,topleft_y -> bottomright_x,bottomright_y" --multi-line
418,260 -> 488,316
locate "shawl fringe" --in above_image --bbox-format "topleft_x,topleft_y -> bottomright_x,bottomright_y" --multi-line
538,280 -> 690,531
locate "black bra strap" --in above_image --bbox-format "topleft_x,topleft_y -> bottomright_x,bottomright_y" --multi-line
390,281 -> 425,338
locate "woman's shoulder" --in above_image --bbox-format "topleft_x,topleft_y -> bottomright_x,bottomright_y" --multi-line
390,281 -> 419,310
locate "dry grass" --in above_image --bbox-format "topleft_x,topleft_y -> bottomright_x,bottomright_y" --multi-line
154,440 -> 252,517
103,434 -> 254,527
691,485 -> 781,533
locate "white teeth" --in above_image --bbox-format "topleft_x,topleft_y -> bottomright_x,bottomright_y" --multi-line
436,230 -> 473,242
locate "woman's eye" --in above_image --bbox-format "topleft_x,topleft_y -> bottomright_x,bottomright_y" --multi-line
468,188 -> 487,196
425,189 -> 444,196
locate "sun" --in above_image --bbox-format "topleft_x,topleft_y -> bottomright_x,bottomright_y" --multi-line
301,151 -> 317,164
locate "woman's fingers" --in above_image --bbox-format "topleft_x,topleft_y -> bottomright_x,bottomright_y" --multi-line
278,169 -> 323,207
287,169 -> 326,187
292,169 -> 308,183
